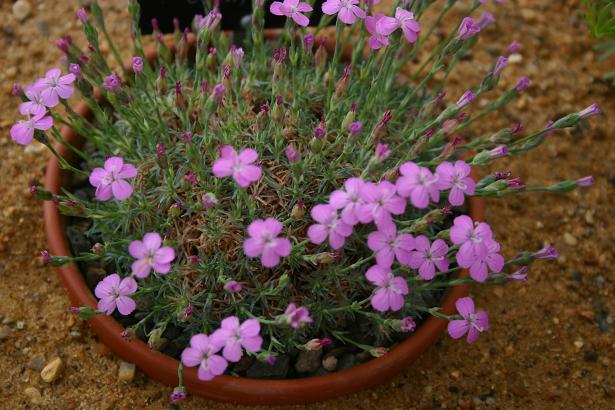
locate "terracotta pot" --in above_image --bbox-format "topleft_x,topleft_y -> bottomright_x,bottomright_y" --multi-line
43,35 -> 485,405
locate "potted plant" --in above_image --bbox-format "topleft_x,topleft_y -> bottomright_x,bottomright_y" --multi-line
11,0 -> 599,405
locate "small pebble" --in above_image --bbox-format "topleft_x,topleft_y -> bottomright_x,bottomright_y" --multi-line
508,53 -> 523,64
322,355 -> 338,372
584,350 -> 598,363
294,350 -> 322,373
4,67 -> 17,80
24,386 -> 43,405
41,357 -> 64,383
564,233 -> 578,246
12,0 -> 32,21
24,143 -> 47,155
118,361 -> 136,382
16,321 -> 25,330
0,326 -> 11,340
28,353 -> 46,371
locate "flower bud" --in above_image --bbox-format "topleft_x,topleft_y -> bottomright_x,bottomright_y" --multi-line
184,170 -> 197,185
170,387 -> 187,403
513,76 -> 530,92
291,201 -> 305,219
181,131 -> 193,143
178,304 -> 194,321
168,202 -> 182,217
508,266 -> 528,282
576,176 -> 593,187
285,145 -> 300,163
340,107 -> 355,131
314,38 -> 328,70
477,11 -> 495,30
91,243 -> 104,255
175,81 -> 186,109
76,8 -> 88,24
506,40 -> 521,56
147,327 -> 166,350
455,90 -> 476,109
578,103 -> 601,120
533,245 -> 558,260
11,83 -> 23,97
369,347 -> 388,358
375,143 -> 391,163
132,56 -> 144,74
304,338 -> 332,351
120,328 -> 136,341
203,192 -> 219,209
348,121 -> 362,137
30,185 -> 53,200
212,83 -> 225,102
156,67 -> 167,94
399,316 -> 417,332
457,17 -> 481,41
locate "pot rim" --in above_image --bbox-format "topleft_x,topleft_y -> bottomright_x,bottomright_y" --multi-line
42,34 -> 485,405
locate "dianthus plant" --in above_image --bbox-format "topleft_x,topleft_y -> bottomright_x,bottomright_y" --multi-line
17,0 -> 598,388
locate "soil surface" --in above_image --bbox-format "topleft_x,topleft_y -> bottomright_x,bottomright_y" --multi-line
1,0 -> 614,409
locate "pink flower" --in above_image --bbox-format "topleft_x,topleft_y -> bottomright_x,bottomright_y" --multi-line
181,334 -> 228,381
224,280 -> 243,293
329,177 -> 365,225
212,145 -> 262,188
447,297 -> 489,344
88,156 -> 137,201
10,112 -> 53,145
94,273 -> 138,315
283,303 -> 313,329
128,232 -> 176,278
243,218 -> 292,268
365,14 -> 390,50
377,8 -> 420,43
35,68 -> 75,107
396,161 -> 440,209
449,215 -> 493,263
270,0 -> 313,27
367,223 -> 415,268
436,160 -> 476,206
321,0 -> 366,25
307,204 -> 353,249
19,85 -> 47,116
211,316 -> 263,362
408,236 -> 450,280
365,265 -> 409,312
357,181 -> 406,228
456,239 -> 504,282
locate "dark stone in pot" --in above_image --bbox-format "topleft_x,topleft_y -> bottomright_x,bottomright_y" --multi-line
246,355 -> 290,379
294,349 -> 322,373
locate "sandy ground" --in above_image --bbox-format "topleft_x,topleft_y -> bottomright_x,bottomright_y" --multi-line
1,0 -> 614,409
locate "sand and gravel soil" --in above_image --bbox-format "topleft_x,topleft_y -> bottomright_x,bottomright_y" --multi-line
1,0 -> 614,409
